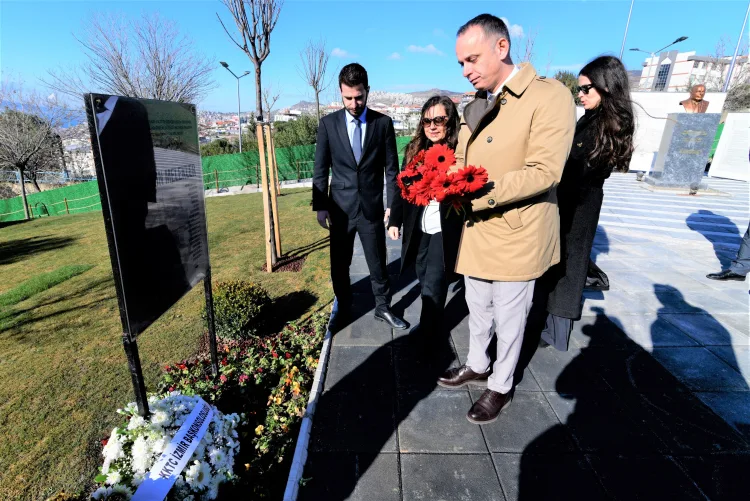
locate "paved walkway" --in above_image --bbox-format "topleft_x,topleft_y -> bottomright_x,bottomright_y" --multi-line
299,173 -> 749,501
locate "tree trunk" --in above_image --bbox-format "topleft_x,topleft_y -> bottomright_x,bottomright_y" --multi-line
315,91 -> 321,121
18,167 -> 29,220
31,176 -> 42,193
255,65 -> 263,122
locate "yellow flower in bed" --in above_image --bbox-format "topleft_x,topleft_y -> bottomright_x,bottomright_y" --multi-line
255,425 -> 264,435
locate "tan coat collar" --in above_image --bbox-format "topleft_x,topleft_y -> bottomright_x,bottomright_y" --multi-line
504,62 -> 537,96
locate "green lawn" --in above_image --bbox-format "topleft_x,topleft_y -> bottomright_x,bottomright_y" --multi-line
0,188 -> 332,500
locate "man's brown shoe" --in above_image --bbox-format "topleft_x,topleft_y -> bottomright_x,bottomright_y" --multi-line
466,389 -> 512,424
437,365 -> 490,388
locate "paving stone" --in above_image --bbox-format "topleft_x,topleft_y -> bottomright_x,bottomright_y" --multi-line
472,390 -> 574,453
401,454 -> 505,501
526,345 -> 609,393
712,313 -> 750,336
397,390 -> 486,453
333,313 -> 392,346
707,345 -> 750,377
324,345 -> 394,394
651,347 -> 749,390
493,453 -> 606,501
619,389 -> 750,453
661,313 -> 750,346
586,454 -> 706,500
600,313 -> 701,348
695,392 -> 750,440
299,453 -> 400,501
674,455 -> 750,501
393,335 -> 459,391
544,391 -> 664,453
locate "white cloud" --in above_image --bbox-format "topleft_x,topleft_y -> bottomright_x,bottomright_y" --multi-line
388,52 -> 402,60
331,48 -> 355,58
500,17 -> 524,38
406,44 -> 444,56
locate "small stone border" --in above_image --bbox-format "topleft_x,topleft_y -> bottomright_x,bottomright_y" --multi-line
282,300 -> 337,501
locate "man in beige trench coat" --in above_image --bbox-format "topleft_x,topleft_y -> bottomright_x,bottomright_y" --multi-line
437,14 -> 576,424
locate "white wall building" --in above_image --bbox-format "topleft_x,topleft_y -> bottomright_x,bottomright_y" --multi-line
637,50 -> 748,92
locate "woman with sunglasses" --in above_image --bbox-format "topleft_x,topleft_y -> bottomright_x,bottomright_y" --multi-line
387,95 -> 463,336
539,56 -> 634,350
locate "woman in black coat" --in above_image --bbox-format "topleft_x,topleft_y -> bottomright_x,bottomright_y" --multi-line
387,96 -> 463,334
540,56 -> 635,351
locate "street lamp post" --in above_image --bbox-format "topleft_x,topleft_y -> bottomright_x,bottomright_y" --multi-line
619,0 -> 635,60
220,62 -> 251,153
630,36 -> 688,89
723,0 -> 750,92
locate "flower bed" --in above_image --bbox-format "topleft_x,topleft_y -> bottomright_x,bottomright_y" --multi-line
88,313 -> 327,500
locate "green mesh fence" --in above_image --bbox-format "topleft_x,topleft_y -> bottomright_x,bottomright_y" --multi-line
0,181 -> 101,222
0,136 -> 413,223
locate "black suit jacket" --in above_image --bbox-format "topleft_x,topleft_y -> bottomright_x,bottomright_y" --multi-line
312,108 -> 399,222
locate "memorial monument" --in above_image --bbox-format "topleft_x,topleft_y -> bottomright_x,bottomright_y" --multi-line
679,84 -> 710,113
645,113 -> 721,189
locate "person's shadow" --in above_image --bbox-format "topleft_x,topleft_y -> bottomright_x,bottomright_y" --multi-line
298,271 -> 465,500
686,210 -> 741,269
517,291 -> 750,500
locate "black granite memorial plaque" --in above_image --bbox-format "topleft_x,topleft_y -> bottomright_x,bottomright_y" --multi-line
646,113 -> 721,189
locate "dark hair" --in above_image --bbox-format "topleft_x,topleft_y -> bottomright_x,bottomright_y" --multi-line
339,63 -> 369,89
456,14 -> 511,51
403,95 -> 460,166
579,56 -> 635,173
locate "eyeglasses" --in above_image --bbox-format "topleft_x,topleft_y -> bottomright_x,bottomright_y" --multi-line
422,116 -> 448,127
576,84 -> 596,95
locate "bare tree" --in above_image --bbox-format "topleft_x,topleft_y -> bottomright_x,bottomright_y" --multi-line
262,81 -> 281,122
217,0 -> 284,121
0,83 -> 77,219
512,28 -> 538,66
298,38 -> 333,121
695,35 -> 750,91
44,13 -> 216,103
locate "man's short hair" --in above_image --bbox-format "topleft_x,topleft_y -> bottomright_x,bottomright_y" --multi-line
339,63 -> 369,89
456,14 -> 511,50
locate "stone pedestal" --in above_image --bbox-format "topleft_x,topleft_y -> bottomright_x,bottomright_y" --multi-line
645,113 -> 721,189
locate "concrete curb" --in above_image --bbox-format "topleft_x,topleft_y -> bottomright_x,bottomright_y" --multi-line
282,300 -> 337,501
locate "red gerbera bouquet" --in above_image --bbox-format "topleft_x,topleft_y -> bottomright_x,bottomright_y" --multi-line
397,143 -> 488,214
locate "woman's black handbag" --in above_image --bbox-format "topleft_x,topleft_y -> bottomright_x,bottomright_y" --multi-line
585,260 -> 609,291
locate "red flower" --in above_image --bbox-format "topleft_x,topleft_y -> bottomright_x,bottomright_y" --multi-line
454,165 -> 488,193
168,386 -> 175,392
257,367 -> 264,373
221,358 -> 228,366
272,351 -> 278,359
239,374 -> 249,383
101,438 -> 108,447
176,363 -> 187,371
285,352 -> 292,359
424,144 -> 456,172
220,375 -> 228,383
430,172 -> 458,202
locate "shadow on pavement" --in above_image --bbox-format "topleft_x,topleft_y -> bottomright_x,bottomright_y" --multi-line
686,210 -> 741,269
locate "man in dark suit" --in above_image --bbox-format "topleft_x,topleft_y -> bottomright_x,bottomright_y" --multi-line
313,63 -> 407,330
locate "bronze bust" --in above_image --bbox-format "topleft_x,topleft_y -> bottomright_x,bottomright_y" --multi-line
680,84 -> 709,113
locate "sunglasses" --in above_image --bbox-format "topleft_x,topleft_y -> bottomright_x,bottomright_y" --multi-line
422,116 -> 448,126
576,84 -> 596,95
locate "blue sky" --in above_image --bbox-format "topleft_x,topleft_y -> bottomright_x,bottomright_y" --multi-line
1,0 -> 748,112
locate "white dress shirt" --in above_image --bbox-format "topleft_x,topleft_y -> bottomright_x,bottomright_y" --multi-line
420,200 -> 442,234
491,66 -> 519,99
345,107 -> 367,149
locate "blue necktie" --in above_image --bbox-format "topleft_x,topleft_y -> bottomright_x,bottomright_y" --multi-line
352,118 -> 362,163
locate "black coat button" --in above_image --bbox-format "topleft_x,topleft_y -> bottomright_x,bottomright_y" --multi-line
487,136 -> 493,143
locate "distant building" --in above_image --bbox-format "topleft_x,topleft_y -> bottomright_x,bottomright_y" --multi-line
637,50 -> 748,91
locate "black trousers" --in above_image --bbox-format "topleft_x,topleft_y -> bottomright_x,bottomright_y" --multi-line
330,211 -> 390,310
414,230 -> 448,331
